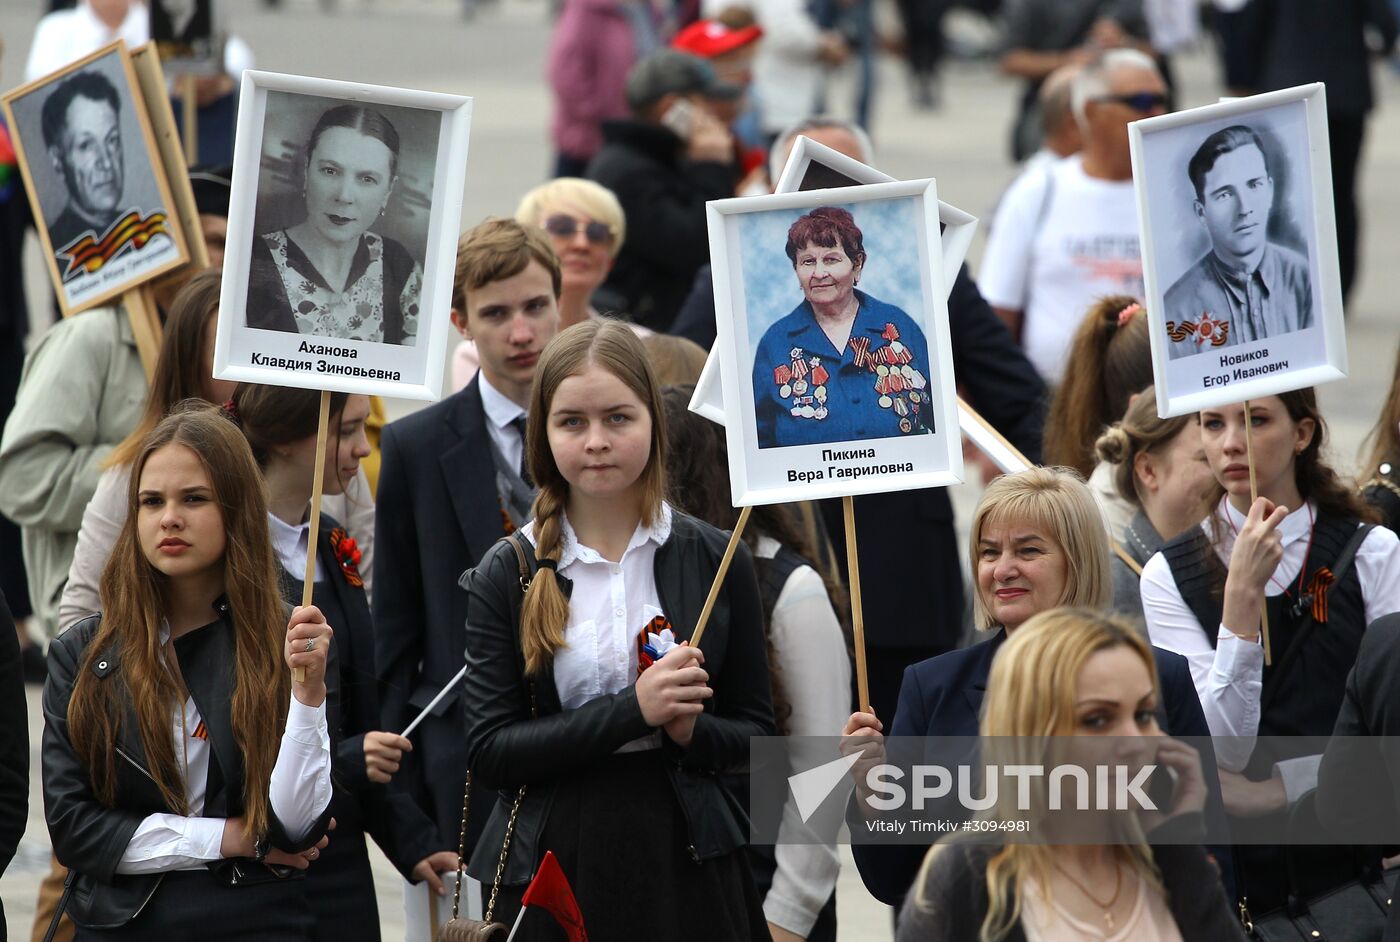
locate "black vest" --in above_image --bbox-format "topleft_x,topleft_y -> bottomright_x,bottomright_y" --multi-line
1162,511 -> 1370,912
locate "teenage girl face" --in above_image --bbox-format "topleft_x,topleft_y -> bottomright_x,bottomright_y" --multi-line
281,396 -> 372,496
304,126 -> 395,247
976,519 -> 1068,632
137,443 -> 227,581
1199,397 -> 1314,505
547,364 -> 653,505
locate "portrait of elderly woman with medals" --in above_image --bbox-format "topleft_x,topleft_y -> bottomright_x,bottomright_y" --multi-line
752,206 -> 933,449
247,104 -> 424,345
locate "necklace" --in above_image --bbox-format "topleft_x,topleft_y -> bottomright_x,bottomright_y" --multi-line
1054,857 -> 1123,931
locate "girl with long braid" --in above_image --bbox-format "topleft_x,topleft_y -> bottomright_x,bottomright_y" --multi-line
459,320 -> 775,939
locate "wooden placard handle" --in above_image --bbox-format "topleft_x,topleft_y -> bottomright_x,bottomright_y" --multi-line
689,505 -> 753,651
294,391 -> 332,683
122,286 -> 162,381
1243,398 -> 1272,666
843,496 -> 870,714
180,74 -> 198,166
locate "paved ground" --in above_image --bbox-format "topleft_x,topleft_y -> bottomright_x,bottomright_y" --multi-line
3,1 -> 1398,937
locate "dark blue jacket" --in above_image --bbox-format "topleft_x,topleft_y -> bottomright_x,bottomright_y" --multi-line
850,630 -> 1234,907
752,289 -> 932,449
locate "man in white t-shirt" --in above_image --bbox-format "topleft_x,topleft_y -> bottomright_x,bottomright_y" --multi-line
979,49 -> 1168,385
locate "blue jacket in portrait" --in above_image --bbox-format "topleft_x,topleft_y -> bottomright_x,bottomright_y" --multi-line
751,289 -> 933,449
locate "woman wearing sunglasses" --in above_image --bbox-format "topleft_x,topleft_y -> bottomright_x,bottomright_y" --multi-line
451,179 -> 645,392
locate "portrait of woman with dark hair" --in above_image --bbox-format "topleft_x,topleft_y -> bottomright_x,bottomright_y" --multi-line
750,206 -> 933,449
246,104 -> 424,346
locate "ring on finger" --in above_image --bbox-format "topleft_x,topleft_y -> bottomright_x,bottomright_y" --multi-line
304,638 -> 316,653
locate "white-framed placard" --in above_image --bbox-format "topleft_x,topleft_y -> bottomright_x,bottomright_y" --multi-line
693,134 -> 1025,470
1,41 -> 191,317
1129,83 -> 1346,418
214,70 -> 471,400
708,180 -> 963,505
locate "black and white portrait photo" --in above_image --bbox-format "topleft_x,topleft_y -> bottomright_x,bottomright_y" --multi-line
707,179 -> 963,505
217,71 -> 472,400
1,42 -> 189,316
246,94 -> 435,346
150,0 -> 222,71
1163,123 -> 1312,359
1130,85 -> 1347,417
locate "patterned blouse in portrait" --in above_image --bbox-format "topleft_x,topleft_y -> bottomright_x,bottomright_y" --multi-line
248,229 -> 423,345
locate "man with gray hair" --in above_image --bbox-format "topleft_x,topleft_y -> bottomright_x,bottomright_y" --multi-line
979,48 -> 1167,384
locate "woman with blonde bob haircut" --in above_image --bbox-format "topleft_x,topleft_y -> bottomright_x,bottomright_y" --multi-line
514,177 -> 629,329
845,469 -> 1219,908
459,320 -> 775,939
897,609 -> 1244,942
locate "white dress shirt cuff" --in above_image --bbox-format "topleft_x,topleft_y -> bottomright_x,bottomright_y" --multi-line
1274,754 -> 1323,805
1211,626 -> 1264,680
270,694 -> 332,842
116,813 -> 226,874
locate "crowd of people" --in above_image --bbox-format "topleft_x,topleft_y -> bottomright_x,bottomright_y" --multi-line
3,0 -> 1400,940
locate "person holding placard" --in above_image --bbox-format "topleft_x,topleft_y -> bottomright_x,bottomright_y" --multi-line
230,384 -> 451,940
247,105 -> 423,346
843,468 -> 1221,909
374,220 -> 561,890
41,405 -> 334,938
751,205 -> 933,449
460,320 -> 774,939
1139,390 -> 1400,916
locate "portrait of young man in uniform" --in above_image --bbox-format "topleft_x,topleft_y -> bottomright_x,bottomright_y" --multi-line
1164,123 -> 1313,359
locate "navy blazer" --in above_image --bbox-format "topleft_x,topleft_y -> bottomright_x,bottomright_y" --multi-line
373,377 -> 507,860
851,630 -> 1233,908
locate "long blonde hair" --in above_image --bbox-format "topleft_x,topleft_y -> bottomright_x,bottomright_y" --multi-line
917,608 -> 1163,941
519,321 -> 668,675
968,468 -> 1111,630
68,405 -> 288,842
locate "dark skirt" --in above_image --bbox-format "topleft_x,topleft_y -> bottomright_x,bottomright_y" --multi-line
72,869 -> 314,940
488,750 -> 768,941
306,811 -> 380,941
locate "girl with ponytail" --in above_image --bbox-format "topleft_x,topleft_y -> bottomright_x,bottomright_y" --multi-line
460,320 -> 775,940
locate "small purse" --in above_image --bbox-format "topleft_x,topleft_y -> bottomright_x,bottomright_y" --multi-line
441,533 -> 537,942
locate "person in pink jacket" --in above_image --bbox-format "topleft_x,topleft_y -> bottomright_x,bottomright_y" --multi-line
548,0 -> 648,177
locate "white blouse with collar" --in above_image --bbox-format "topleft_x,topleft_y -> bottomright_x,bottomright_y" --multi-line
521,503 -> 674,751
1141,497 -> 1400,782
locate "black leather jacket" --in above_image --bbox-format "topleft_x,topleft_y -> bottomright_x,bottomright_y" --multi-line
460,512 -> 776,885
42,605 -> 334,929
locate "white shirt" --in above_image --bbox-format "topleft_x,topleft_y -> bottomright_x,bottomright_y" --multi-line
754,536 -> 849,937
268,512 -> 325,582
979,156 -> 1144,385
478,372 -> 527,478
522,504 -> 673,751
116,629 -> 333,873
1141,498 -> 1400,776
24,1 -> 254,84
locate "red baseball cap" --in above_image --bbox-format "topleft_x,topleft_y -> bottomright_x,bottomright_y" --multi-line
672,20 -> 763,59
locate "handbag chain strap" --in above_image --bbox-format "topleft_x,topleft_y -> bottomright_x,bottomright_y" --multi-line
448,532 -> 539,924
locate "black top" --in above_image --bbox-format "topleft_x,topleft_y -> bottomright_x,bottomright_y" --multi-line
895,820 -> 1247,942
1362,461 -> 1400,534
460,514 -> 776,885
585,119 -> 737,330
0,589 -> 26,941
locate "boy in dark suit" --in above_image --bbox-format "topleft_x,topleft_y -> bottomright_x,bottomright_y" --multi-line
374,219 -> 562,885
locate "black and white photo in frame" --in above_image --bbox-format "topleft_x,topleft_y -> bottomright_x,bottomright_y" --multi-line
216,70 -> 471,399
1130,84 -> 1347,417
1,41 -> 190,316
707,179 -> 962,506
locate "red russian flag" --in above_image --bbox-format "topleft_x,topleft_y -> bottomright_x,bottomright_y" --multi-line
520,852 -> 587,942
